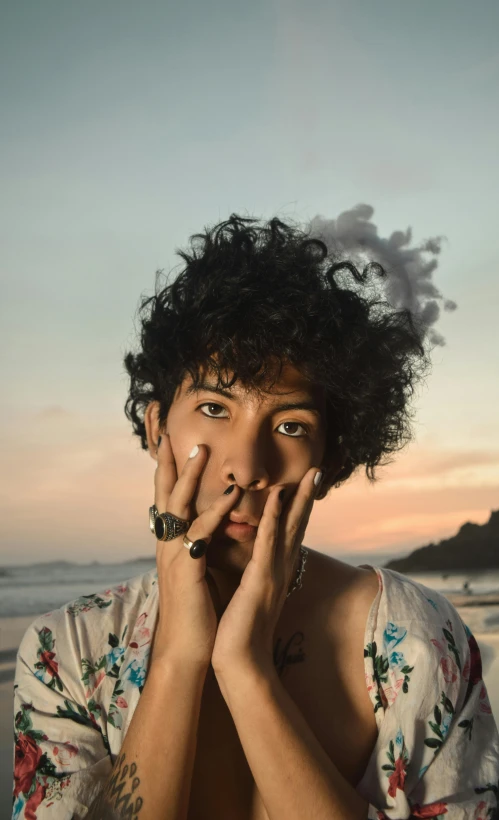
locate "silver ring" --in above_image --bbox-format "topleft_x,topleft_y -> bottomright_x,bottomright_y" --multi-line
149,505 -> 157,534
182,534 -> 195,551
150,506 -> 192,542
149,504 -> 205,552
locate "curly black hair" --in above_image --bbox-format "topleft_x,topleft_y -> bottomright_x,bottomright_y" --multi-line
123,213 -> 432,500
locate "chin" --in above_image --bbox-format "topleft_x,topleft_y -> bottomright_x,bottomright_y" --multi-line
206,536 -> 252,573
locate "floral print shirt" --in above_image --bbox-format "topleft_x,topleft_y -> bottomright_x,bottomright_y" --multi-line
11,565 -> 499,819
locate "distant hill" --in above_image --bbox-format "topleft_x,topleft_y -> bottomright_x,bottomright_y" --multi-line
0,558 -> 156,575
384,509 -> 499,572
125,556 -> 156,564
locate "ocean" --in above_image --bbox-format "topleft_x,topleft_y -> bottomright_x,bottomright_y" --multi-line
1,552 -> 499,619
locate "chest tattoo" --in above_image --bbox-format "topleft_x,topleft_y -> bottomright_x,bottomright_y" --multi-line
273,630 -> 306,677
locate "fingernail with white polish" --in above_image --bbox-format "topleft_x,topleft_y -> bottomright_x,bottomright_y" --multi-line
314,470 -> 322,487
189,444 -> 200,459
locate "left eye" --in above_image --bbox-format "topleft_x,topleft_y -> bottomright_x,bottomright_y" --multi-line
198,403 -> 308,438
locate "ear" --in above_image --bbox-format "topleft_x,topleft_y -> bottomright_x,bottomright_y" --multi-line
144,401 -> 163,461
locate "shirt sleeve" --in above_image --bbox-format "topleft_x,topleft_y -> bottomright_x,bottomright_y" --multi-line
12,614 -> 113,819
359,581 -> 499,819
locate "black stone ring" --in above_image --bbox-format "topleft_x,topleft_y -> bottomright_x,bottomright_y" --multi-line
190,540 -> 208,559
151,508 -> 191,542
182,533 -> 208,559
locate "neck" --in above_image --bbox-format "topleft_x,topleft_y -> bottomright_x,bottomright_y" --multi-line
206,549 -> 305,617
205,565 -> 242,616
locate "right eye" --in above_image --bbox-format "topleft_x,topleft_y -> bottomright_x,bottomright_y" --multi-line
198,402 -> 229,419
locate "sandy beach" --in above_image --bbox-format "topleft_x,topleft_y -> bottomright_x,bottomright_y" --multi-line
1,606 -> 499,814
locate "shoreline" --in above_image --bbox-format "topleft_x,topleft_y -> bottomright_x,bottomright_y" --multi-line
447,593 -> 499,607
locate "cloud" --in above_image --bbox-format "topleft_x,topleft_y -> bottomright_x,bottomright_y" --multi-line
306,204 -> 456,347
383,447 -> 499,481
308,478 -> 499,554
34,405 -> 74,421
1,412 -> 497,564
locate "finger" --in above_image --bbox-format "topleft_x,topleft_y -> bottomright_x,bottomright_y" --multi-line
251,486 -> 283,575
154,433 -> 178,513
154,438 -> 210,569
185,483 -> 241,549
280,468 -> 319,560
155,437 -> 207,522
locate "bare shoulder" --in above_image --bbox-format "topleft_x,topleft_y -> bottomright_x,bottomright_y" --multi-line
279,548 -> 381,785
299,548 -> 380,624
298,549 -> 381,681
284,548 -> 381,680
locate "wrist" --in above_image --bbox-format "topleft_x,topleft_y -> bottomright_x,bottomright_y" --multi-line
148,655 -> 211,684
213,650 -> 276,680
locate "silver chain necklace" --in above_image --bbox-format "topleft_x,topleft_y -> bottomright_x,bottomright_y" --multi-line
286,546 -> 308,597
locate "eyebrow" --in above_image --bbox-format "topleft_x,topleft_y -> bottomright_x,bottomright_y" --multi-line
184,381 -> 323,419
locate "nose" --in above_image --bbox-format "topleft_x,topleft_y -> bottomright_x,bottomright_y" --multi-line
220,429 -> 274,491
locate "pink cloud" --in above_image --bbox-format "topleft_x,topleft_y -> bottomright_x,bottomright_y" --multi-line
1,419 -> 498,563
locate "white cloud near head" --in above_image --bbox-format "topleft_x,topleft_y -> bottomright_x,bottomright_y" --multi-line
307,203 -> 457,347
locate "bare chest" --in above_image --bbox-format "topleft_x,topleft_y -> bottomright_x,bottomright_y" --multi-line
187,613 -> 378,820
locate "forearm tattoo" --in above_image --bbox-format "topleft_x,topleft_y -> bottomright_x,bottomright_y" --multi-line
89,753 -> 142,819
87,631 -> 306,816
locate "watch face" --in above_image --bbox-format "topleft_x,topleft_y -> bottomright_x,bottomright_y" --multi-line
154,516 -> 166,540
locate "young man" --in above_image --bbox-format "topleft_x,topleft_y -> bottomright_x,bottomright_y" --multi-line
13,215 -> 499,819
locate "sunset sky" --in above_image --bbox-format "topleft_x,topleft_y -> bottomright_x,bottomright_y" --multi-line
1,0 -> 498,566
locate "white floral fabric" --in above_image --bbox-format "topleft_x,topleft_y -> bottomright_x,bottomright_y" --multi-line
11,565 -> 499,818
357,565 -> 499,819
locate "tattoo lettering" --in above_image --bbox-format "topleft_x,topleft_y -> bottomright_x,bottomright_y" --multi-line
273,631 -> 306,677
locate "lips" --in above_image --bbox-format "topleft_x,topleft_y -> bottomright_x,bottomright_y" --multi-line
228,514 -> 260,527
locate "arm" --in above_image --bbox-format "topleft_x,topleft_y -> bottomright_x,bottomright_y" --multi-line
216,662 -> 369,820
87,659 -> 208,820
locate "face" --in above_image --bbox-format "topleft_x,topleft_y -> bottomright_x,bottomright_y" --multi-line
145,360 -> 329,576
